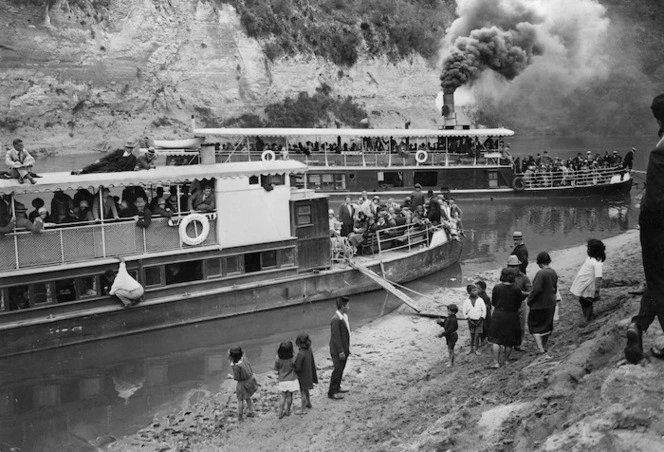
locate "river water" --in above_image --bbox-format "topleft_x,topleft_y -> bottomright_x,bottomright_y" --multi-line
0,135 -> 653,451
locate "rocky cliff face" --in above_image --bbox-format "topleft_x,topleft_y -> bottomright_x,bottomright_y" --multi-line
1,0 -> 663,155
0,0 -> 443,154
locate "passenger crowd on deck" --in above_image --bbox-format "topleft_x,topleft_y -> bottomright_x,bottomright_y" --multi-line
0,181 -> 217,235
512,148 -> 633,188
329,185 -> 464,258
220,135 -> 507,157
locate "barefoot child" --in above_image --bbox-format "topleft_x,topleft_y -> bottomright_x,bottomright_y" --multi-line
476,280 -> 492,345
436,304 -> 459,366
294,333 -> 318,414
570,238 -> 605,322
274,341 -> 299,419
462,284 -> 486,355
227,346 -> 257,421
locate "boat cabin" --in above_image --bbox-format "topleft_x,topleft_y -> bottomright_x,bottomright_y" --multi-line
0,160 -> 331,315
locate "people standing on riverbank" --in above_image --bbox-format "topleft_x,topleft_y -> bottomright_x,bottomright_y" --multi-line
329,296 -> 351,400
625,93 -> 664,364
570,239 -> 606,322
507,255 -> 531,351
274,341 -> 299,419
476,280 -> 492,345
462,284 -> 486,356
488,268 -> 523,368
527,252 -> 558,355
436,304 -> 459,367
228,346 -> 257,421
510,231 -> 529,275
294,333 -> 318,414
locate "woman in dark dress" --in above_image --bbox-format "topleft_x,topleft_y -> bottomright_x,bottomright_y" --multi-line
488,267 -> 523,368
527,251 -> 558,354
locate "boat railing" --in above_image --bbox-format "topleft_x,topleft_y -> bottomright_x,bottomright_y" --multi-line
331,222 -> 443,262
0,216 -> 218,271
515,165 -> 628,188
215,151 -> 511,168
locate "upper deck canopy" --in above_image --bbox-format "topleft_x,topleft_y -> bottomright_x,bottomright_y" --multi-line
193,127 -> 515,139
0,160 -> 307,195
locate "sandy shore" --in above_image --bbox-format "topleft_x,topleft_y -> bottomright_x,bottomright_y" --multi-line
107,229 -> 664,452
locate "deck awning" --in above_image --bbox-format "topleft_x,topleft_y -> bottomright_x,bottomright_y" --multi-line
194,127 -> 515,139
0,160 -> 307,195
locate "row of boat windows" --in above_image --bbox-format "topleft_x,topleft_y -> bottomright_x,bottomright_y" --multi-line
1,248 -> 296,311
304,171 -> 451,190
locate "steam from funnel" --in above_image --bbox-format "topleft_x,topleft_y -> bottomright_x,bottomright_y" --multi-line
441,24 -> 542,91
439,0 -> 609,93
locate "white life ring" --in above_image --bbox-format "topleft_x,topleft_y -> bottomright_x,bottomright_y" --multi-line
415,150 -> 428,163
261,150 -> 276,162
179,213 -> 210,246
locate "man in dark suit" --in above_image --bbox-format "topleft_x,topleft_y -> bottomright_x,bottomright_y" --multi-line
510,231 -> 529,275
328,296 -> 351,399
338,196 -> 355,237
625,94 -> 664,363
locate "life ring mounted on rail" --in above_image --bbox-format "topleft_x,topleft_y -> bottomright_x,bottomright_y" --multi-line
415,150 -> 428,163
261,150 -> 276,162
179,213 -> 211,246
512,176 -> 526,191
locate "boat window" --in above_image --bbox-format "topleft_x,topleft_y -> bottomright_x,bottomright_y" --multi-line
77,276 -> 98,298
32,282 -> 52,305
488,171 -> 498,188
296,205 -> 312,226
165,261 -> 203,285
249,175 -> 259,185
321,174 -> 335,190
307,174 -> 321,189
334,174 -> 346,189
414,171 -> 438,187
145,267 -> 164,286
290,174 -> 305,189
280,248 -> 295,267
261,174 -> 284,186
379,171 -> 404,188
7,285 -> 30,310
55,279 -> 77,303
206,258 -> 222,278
244,252 -> 261,273
261,250 -> 277,269
225,256 -> 241,275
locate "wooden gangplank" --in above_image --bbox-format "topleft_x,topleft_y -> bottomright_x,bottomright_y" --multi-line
348,261 -> 423,313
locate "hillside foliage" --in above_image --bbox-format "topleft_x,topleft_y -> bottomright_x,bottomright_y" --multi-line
201,84 -> 368,128
224,0 -> 453,65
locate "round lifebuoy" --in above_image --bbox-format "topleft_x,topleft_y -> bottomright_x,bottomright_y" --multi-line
261,150 -> 276,162
415,150 -> 428,163
512,176 -> 526,191
179,213 -> 210,246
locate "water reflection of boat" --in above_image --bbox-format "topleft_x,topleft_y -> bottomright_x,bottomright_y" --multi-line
0,148 -> 461,357
0,294 -> 406,451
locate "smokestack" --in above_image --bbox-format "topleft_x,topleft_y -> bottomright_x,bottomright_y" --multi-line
442,88 -> 456,128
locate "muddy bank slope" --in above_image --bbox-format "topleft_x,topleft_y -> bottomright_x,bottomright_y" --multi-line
108,229 -> 664,452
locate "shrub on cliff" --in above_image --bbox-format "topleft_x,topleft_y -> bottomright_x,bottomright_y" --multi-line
226,0 -> 450,64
